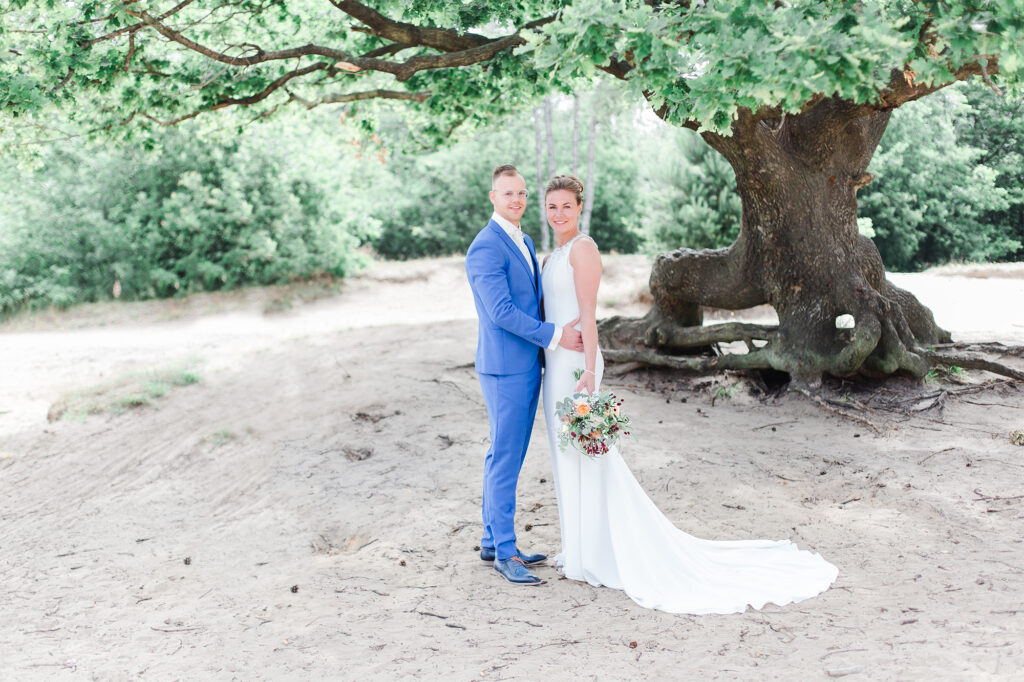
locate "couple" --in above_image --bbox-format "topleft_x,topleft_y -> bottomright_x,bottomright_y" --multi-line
465,165 -> 839,614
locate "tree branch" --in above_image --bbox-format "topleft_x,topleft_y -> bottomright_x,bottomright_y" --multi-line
138,109 -> 204,126
52,68 -> 75,93
361,42 -> 412,59
218,62 -> 333,107
979,58 -> 1003,96
744,58 -> 998,128
319,89 -> 430,104
327,0 -> 488,52
139,83 -> 428,124
126,9 -> 531,81
642,91 -> 700,131
84,0 -> 198,47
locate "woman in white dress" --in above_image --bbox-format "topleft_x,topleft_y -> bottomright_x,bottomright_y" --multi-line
540,175 -> 839,614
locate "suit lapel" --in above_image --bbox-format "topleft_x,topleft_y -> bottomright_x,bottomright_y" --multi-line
524,234 -> 541,294
488,220 -> 536,289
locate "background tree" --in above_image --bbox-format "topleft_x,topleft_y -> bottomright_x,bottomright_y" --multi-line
958,79 -> 1024,261
859,83 -> 1017,271
639,130 -> 743,254
3,0 -> 1023,386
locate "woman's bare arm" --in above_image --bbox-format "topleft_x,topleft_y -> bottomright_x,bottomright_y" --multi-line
570,237 -> 602,393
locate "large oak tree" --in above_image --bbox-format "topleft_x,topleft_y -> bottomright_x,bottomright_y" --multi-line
3,0 -> 1023,387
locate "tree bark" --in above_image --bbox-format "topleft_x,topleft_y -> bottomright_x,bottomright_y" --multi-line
601,98 -> 953,388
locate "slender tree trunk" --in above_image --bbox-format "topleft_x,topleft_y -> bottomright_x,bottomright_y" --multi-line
532,106 -> 550,251
580,91 -> 598,235
543,95 -> 556,180
600,99 -> 951,387
572,95 -> 580,177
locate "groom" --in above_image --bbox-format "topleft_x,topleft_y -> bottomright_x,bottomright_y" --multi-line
465,164 -> 583,586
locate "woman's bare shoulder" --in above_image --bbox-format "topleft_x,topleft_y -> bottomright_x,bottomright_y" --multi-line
569,234 -> 601,264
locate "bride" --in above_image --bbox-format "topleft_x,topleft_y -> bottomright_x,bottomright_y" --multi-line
540,174 -> 839,614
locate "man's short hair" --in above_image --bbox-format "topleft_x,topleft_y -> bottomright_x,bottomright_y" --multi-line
492,164 -> 521,186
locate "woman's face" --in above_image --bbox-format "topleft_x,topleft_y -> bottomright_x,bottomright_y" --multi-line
545,189 -> 582,235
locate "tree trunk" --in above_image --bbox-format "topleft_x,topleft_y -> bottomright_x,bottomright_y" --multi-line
600,100 -> 951,388
543,95 -> 557,178
580,91 -> 598,235
532,106 -> 550,251
572,95 -> 580,177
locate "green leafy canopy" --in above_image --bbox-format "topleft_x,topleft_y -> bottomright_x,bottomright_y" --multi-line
2,0 -> 1022,138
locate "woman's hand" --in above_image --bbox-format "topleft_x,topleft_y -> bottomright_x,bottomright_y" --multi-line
575,370 -> 596,395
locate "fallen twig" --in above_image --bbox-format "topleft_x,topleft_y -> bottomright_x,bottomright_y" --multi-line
798,390 -> 883,433
973,489 -> 1024,502
917,447 -> 956,465
414,611 -> 448,620
752,420 -> 799,431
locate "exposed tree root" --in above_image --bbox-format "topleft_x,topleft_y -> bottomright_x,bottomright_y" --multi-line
599,326 -> 1022,433
599,318 -> 775,352
600,318 -> 1024,384
601,348 -> 775,372
932,342 -> 1024,357
920,350 -> 1024,381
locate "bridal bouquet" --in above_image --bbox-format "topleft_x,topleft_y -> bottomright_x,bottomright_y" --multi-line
554,370 -> 632,458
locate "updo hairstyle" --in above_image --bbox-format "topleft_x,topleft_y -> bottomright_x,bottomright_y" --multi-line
545,174 -> 584,206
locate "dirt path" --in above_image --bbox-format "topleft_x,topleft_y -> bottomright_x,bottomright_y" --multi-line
1,258 -> 1022,680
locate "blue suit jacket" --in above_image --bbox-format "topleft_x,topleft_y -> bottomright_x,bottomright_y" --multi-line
466,220 -> 555,375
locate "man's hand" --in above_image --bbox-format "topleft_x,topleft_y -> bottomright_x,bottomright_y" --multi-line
558,316 -> 585,351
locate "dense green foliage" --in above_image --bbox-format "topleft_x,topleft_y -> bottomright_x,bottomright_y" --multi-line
3,1 -> 1022,136
0,119 -> 373,312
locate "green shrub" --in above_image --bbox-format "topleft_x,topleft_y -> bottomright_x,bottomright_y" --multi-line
0,127 -> 366,314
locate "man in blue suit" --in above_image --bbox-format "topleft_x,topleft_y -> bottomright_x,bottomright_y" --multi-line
466,164 -> 583,585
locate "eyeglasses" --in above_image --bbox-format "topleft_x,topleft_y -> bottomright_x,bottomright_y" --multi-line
496,190 -> 529,201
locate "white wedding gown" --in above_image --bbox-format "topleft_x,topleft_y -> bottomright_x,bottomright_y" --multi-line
541,234 -> 839,614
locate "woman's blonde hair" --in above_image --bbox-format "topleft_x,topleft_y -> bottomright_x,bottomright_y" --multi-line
545,174 -> 584,206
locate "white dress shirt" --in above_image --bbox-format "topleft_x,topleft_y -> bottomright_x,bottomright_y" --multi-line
490,212 -> 562,350
491,212 -> 533,275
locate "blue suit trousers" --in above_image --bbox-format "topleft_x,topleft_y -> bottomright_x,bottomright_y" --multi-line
478,368 -> 542,560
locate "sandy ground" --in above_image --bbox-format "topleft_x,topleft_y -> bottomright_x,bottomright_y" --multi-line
1,256 -> 1023,681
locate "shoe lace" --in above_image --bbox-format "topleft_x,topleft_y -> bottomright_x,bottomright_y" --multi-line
509,556 -> 528,567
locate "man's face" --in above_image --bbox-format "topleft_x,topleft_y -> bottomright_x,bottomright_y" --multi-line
489,173 -> 528,226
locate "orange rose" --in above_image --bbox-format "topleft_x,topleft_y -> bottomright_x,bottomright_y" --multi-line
576,403 -> 591,416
